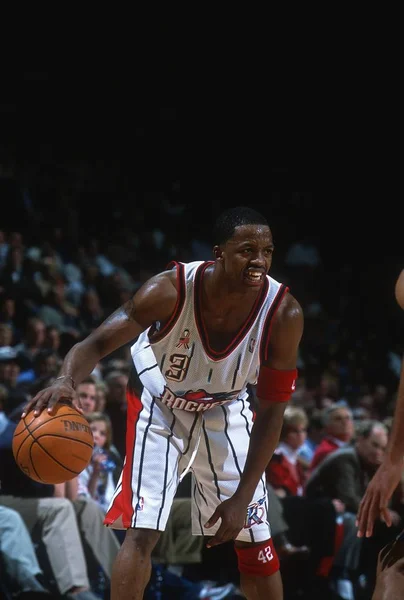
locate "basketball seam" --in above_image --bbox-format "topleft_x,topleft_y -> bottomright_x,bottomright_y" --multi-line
26,435 -> 91,481
15,411 -> 91,462
33,433 -> 94,450
14,411 -> 93,483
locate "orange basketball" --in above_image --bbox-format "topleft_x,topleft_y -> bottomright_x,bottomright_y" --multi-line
12,403 -> 94,484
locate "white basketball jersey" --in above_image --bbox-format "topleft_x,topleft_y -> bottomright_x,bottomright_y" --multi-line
131,261 -> 288,413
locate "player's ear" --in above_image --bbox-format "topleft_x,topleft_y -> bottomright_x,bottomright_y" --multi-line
213,246 -> 223,260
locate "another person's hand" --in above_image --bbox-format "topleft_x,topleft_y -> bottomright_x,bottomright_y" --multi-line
204,496 -> 249,548
92,451 -> 108,473
372,537 -> 404,600
21,376 -> 83,418
356,459 -> 404,538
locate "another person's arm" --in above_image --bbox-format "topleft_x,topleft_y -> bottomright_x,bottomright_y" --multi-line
53,478 -> 78,500
356,269 -> 404,537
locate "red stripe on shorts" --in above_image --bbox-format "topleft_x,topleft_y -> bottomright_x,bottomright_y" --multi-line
104,388 -> 143,528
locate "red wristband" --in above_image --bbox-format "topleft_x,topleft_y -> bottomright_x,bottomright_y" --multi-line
256,366 -> 297,403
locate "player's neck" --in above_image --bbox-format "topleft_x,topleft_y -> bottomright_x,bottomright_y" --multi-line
202,264 -> 262,312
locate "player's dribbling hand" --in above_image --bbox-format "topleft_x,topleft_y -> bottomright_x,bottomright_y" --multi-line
21,378 -> 83,418
204,496 -> 247,548
356,458 -> 403,538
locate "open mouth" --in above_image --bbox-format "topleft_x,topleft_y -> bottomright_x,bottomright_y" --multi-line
245,270 -> 265,283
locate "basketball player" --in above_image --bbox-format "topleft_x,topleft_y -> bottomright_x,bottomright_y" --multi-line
23,206 -> 304,600
356,269 -> 404,599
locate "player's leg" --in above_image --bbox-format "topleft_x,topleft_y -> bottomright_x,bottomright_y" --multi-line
104,389 -> 190,599
111,527 -> 161,599
192,400 -> 282,598
235,539 -> 283,600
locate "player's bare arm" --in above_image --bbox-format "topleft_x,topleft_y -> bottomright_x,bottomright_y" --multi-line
357,268 -> 404,537
22,270 -> 179,417
235,293 -> 303,500
205,293 -> 304,547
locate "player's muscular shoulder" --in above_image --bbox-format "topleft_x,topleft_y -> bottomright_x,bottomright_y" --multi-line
395,269 -> 404,310
267,292 -> 304,359
274,292 -> 304,331
129,269 -> 179,328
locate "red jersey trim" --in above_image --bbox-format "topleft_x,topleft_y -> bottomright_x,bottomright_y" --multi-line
147,261 -> 186,343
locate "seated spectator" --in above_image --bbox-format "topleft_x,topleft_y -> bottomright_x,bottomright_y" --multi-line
103,369 -> 129,459
266,406 -> 309,497
78,289 -> 105,336
17,348 -> 61,389
309,404 -> 354,471
305,420 -> 397,599
76,376 -> 98,416
55,478 -> 121,599
0,346 -> 26,405
266,482 -> 310,561
13,317 -> 47,372
0,322 -> 14,352
36,282 -> 81,338
297,408 -> 325,469
0,504 -> 51,598
43,324 -> 63,356
78,412 -> 122,512
0,396 -> 113,600
0,294 -> 21,343
95,379 -> 108,412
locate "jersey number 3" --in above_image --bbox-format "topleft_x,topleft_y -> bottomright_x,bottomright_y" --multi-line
165,354 -> 191,382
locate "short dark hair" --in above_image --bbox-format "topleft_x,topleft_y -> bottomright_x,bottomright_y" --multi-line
356,419 -> 388,439
213,206 -> 269,245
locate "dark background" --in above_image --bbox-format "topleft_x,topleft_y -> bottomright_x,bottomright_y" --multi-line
1,64 -> 402,340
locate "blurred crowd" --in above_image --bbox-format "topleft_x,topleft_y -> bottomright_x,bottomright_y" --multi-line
1,187 -> 404,599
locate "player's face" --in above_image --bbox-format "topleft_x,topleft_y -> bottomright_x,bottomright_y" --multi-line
218,224 -> 274,288
90,420 -> 108,448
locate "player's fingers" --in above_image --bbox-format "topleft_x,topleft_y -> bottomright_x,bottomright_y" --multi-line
381,506 -> 392,527
356,497 -> 370,536
365,494 -> 381,537
204,509 -> 220,529
21,396 -> 41,417
30,391 -> 54,416
206,526 -> 231,548
46,393 -> 72,414
72,397 -> 84,414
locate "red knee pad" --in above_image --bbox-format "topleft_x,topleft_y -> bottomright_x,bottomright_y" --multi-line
235,539 -> 280,577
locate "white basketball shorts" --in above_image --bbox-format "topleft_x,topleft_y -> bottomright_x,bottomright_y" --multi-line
104,387 -> 271,543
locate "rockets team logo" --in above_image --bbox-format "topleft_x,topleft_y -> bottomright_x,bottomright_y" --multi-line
159,387 -> 241,412
244,496 -> 266,529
